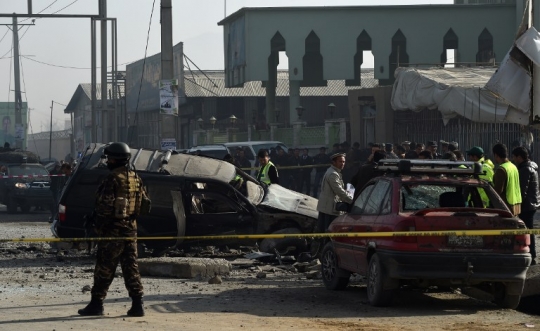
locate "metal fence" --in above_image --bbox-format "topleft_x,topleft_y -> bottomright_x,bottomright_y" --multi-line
393,109 -> 539,164
299,126 -> 325,146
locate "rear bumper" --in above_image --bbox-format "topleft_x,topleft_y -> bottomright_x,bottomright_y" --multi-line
377,250 -> 531,284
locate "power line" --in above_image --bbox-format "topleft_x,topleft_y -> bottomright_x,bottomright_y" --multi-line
19,44 -> 40,153
0,29 -> 8,45
19,55 -> 137,69
133,0 -> 157,130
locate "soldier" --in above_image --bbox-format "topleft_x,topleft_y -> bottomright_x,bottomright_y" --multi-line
78,142 -> 149,317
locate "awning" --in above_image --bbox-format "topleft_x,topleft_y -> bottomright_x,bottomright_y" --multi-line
391,67 -> 529,125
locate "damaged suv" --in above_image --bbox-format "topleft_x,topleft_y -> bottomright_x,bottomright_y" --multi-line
51,143 -> 318,255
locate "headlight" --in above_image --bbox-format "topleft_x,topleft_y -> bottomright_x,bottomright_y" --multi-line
14,182 -> 28,189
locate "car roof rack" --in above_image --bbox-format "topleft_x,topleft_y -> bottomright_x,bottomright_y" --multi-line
376,159 -> 483,176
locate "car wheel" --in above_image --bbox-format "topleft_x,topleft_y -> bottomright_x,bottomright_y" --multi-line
7,197 -> 18,214
493,283 -> 521,309
259,228 -> 307,257
321,242 -> 350,290
367,253 -> 395,307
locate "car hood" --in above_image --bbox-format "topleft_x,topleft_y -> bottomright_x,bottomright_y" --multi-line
259,184 -> 318,219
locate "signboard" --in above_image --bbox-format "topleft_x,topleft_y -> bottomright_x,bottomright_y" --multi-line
159,79 -> 179,115
161,138 -> 176,150
0,102 -> 27,149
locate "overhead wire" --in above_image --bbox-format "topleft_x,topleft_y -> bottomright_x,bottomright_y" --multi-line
2,0 -> 80,58
133,0 -> 157,133
18,55 -> 137,69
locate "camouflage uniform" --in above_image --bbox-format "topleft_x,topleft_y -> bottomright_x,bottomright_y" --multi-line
92,166 -> 146,300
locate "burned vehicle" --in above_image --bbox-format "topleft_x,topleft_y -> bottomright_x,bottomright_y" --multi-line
51,143 -> 318,255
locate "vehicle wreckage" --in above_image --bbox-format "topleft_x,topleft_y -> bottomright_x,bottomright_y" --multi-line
51,143 -> 319,256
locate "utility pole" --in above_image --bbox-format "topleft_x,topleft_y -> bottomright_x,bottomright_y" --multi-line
49,101 -> 53,159
161,0 -> 176,148
100,0 -> 108,143
12,16 -> 23,150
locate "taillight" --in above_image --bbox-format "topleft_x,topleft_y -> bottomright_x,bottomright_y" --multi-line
514,234 -> 530,252
393,218 -> 417,243
58,204 -> 66,222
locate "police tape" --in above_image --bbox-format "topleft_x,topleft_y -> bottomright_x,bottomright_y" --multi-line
2,228 -> 539,243
0,174 -> 66,179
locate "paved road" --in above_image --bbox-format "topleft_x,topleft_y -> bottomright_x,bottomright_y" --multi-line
0,204 -> 51,223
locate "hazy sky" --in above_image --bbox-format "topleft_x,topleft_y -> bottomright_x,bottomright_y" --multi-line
0,0 -> 452,133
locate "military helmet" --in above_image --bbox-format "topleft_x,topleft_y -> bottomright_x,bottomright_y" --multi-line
104,142 -> 131,160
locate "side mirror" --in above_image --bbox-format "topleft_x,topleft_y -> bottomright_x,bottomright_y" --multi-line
335,202 -> 350,212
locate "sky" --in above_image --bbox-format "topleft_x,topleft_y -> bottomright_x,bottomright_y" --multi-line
0,0 -> 452,134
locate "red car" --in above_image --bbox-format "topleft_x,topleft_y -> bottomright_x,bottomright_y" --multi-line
321,160 -> 531,309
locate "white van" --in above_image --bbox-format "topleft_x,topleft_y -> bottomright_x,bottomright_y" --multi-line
224,141 -> 289,169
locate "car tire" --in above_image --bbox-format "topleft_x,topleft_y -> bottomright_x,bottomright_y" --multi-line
321,242 -> 350,290
493,283 -> 521,309
367,253 -> 395,307
7,196 -> 17,214
259,228 -> 307,257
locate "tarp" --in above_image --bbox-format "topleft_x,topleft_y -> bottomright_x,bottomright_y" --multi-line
391,67 -> 529,125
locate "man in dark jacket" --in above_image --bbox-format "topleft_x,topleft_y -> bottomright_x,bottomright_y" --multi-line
312,147 -> 330,198
298,148 -> 313,195
351,150 -> 386,200
512,146 -> 540,264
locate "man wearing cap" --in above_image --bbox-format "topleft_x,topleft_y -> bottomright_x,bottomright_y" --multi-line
384,143 -> 399,159
401,141 -> 411,152
440,140 -> 449,154
312,147 -> 330,198
492,143 -> 521,215
448,141 -> 459,152
466,146 -> 494,207
316,153 -> 353,232
426,141 -> 441,159
351,150 -> 387,200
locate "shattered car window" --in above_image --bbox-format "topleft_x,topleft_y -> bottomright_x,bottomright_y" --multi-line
401,184 -> 455,210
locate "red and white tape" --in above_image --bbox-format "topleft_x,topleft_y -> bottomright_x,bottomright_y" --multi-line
0,174 -> 66,179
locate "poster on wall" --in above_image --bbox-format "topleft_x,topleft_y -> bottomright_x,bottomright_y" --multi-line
0,102 -> 27,149
159,79 -> 179,115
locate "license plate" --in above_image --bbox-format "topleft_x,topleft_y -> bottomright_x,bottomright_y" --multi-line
448,235 -> 484,247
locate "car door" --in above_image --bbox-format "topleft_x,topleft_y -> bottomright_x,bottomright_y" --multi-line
332,182 -> 376,271
184,182 -> 254,243
357,180 -> 392,274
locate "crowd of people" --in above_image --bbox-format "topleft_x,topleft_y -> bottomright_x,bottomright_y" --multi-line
248,140 -> 540,264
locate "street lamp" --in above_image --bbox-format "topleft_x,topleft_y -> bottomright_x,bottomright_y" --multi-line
210,116 -> 217,130
197,117 -> 203,129
295,106 -> 305,120
328,102 -> 336,119
275,108 -> 281,123
229,114 -> 237,127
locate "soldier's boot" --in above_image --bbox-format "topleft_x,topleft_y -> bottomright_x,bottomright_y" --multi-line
78,296 -> 104,316
127,295 -> 145,317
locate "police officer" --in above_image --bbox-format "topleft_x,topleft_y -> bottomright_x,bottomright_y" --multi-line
492,143 -> 522,215
78,142 -> 148,317
256,149 -> 279,185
